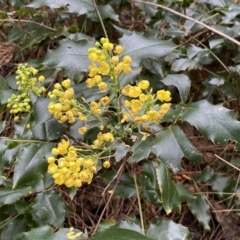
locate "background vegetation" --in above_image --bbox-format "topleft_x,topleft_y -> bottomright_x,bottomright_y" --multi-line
1,0 -> 240,239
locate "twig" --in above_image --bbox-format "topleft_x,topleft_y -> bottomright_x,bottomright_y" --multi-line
0,19 -> 55,31
133,0 -> 240,47
92,157 -> 126,235
214,154 -> 240,171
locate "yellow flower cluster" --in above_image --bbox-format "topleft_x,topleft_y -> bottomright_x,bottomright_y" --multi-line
47,139 -> 97,188
47,79 -> 86,124
7,63 -> 46,114
92,132 -> 115,148
121,80 -> 171,125
67,227 -> 82,239
86,37 -> 132,89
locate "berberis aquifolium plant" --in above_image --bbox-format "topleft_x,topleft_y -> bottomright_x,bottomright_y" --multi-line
2,0 -> 240,240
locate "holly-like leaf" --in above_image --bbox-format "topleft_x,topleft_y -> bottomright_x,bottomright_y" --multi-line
13,142 -> 55,188
112,139 -> 130,162
128,136 -> 155,163
87,4 -> 119,21
119,32 -> 176,67
152,126 -> 202,172
146,219 -> 191,240
161,74 -> 190,103
171,58 -> 198,71
92,225 -> 151,240
32,190 -> 65,228
28,0 -> 94,16
42,38 -> 94,73
155,163 -> 180,214
180,100 -> 240,148
22,226 -> 53,240
188,195 -> 211,230
0,186 -> 33,206
1,216 -> 28,240
33,98 -> 66,140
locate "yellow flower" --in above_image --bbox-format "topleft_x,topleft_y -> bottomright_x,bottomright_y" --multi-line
103,132 -> 114,142
99,61 -> 110,75
111,56 -> 119,65
90,101 -> 100,111
103,160 -> 111,168
103,42 -> 114,50
138,80 -> 149,90
121,113 -> 130,123
130,99 -> 142,112
100,96 -> 110,106
47,157 -> 55,164
48,164 -> 58,174
128,86 -> 142,98
62,79 -> 71,88
78,126 -> 87,135
93,75 -> 102,83
123,64 -> 132,74
98,82 -> 108,91
86,78 -> 96,88
38,76 -> 45,82
122,84 -> 131,96
123,55 -> 132,64
139,94 -> 148,102
161,103 -> 171,113
156,90 -> 171,102
57,139 -> 70,155
147,110 -> 158,120
115,45 -> 123,54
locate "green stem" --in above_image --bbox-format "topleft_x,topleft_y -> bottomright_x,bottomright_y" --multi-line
92,0 -> 108,38
133,171 -> 145,235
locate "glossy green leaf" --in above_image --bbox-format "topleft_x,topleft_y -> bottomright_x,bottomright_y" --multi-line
0,186 -> 32,206
180,100 -> 240,147
175,183 -> 195,203
152,126 -> 202,172
92,225 -> 151,240
28,0 -> 94,16
87,4 -> 119,21
32,190 -> 65,228
209,175 -> 231,198
155,163 -> 180,214
161,74 -> 190,103
146,219 -> 191,240
50,228 -> 86,240
33,98 -> 66,140
42,39 -> 94,72
171,58 -> 197,71
113,140 -> 130,162
22,226 -> 53,240
13,142 -> 55,188
119,32 -> 176,67
134,1 -> 158,22
1,216 -> 28,240
188,195 -> 210,230
128,136 -> 155,163
195,166 -> 214,183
